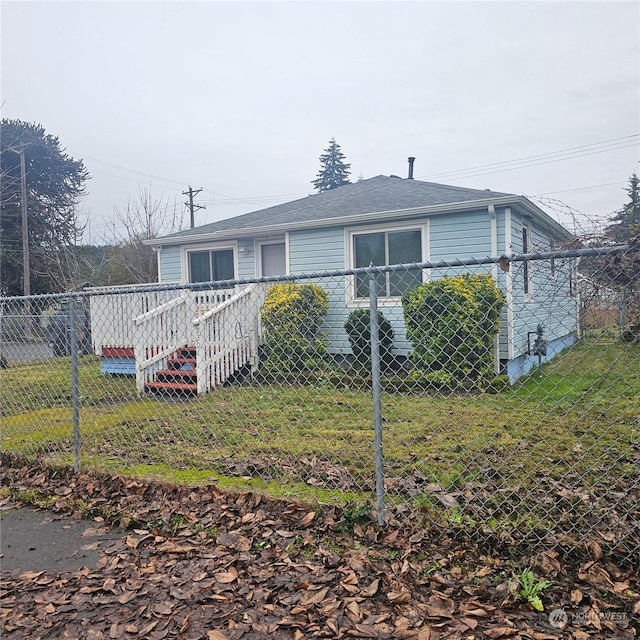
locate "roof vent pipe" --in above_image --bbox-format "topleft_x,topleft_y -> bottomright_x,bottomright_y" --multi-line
407,157 -> 415,179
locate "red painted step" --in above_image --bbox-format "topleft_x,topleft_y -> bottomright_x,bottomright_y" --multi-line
146,346 -> 199,395
156,369 -> 196,379
167,358 -> 196,369
145,380 -> 198,393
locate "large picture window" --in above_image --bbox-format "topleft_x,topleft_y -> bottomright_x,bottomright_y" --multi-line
352,228 -> 423,298
188,248 -> 234,283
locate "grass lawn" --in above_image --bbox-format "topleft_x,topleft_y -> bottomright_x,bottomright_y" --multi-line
1,338 -> 638,540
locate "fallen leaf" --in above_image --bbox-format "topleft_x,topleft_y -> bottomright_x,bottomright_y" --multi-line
125,533 -> 152,549
578,563 -> 616,590
484,627 -> 519,638
362,579 -> 380,597
460,617 -> 479,629
118,591 -> 138,604
346,601 -> 361,620
215,567 -> 239,584
153,601 -> 173,615
299,586 -> 329,606
102,578 -> 116,592
17,571 -> 45,581
299,511 -> 316,527
387,590 -> 411,605
425,592 -> 455,617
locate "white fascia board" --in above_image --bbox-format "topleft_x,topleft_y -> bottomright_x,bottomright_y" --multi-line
146,194 -> 569,247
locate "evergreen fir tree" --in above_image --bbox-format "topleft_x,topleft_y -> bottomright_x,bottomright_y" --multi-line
1,119 -> 89,295
312,138 -> 351,192
606,173 -> 640,242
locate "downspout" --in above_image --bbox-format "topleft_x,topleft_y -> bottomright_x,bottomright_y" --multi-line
155,245 -> 162,283
489,205 -> 498,280
504,207 -> 514,361
489,205 -> 500,374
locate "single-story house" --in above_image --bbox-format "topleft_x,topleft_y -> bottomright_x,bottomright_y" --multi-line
90,164 -> 577,393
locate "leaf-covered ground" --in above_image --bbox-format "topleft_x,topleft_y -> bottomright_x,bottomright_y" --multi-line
1,455 -> 637,639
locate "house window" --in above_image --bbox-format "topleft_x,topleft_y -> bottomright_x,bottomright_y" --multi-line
259,242 -> 286,277
352,228 -> 423,298
522,223 -> 533,297
188,249 -> 234,283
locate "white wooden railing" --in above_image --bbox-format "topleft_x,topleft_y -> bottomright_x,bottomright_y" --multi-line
193,282 -> 268,394
133,293 -> 192,394
90,282 -> 267,395
89,285 -> 182,356
124,284 -> 266,395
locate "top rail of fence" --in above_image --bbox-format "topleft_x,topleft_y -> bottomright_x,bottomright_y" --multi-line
0,243 -> 633,304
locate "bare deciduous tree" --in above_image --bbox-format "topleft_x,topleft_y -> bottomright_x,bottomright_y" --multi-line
104,187 -> 183,285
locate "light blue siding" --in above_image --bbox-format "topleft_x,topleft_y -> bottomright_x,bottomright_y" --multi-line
288,226 -> 351,353
506,332 -> 576,383
100,356 -> 135,375
237,240 -> 255,280
508,217 -> 577,363
430,210 -> 493,262
159,245 -> 182,283
288,227 -> 345,272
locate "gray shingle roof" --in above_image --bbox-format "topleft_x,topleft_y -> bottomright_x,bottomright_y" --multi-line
161,175 -> 515,240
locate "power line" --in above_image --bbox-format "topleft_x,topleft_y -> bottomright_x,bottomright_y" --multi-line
420,143 -> 638,183
80,155 -> 190,188
417,135 -> 639,182
533,181 -> 627,196
88,168 -> 185,192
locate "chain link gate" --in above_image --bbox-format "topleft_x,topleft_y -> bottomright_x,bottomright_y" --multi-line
1,245 -> 638,564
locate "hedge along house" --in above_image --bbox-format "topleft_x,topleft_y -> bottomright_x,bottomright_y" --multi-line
91,161 -> 576,393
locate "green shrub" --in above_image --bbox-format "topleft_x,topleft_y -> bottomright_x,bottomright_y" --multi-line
402,273 -> 505,380
344,308 -> 394,371
260,283 -> 329,372
408,369 -> 455,390
483,375 -> 511,393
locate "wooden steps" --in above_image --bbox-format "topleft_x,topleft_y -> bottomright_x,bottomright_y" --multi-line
145,347 -> 198,395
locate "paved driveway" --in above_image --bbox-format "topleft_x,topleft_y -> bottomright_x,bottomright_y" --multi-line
0,502 -> 122,574
0,340 -> 54,363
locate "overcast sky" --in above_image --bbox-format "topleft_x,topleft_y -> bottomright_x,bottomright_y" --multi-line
2,0 -> 639,244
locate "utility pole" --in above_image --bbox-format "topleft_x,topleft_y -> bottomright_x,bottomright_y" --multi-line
183,186 -> 205,229
19,149 -> 30,298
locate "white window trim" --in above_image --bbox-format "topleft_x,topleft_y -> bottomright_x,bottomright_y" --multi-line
344,220 -> 429,307
522,221 -> 534,301
255,235 -> 289,277
549,237 -> 558,281
181,241 -> 238,284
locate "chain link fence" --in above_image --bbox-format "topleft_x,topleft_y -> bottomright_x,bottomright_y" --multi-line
1,246 -> 638,563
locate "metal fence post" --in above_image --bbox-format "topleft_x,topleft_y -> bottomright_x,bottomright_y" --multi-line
369,268 -> 386,526
69,294 -> 81,472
